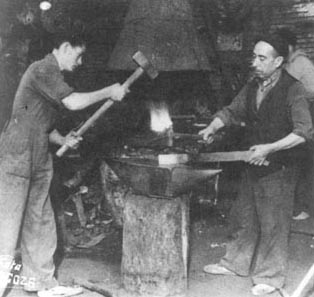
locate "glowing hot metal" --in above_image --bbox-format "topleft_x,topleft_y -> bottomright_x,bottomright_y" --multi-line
149,101 -> 173,133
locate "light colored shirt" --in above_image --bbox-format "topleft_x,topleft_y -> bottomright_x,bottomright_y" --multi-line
256,69 -> 281,110
285,49 -> 314,100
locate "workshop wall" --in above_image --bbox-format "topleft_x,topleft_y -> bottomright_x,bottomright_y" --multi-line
2,0 -> 314,114
244,0 -> 314,59
195,0 -> 314,106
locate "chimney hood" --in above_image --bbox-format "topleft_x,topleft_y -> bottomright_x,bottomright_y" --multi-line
108,0 -> 211,71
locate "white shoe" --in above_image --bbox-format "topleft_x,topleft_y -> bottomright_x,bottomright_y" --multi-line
203,263 -> 237,276
251,284 -> 276,296
293,211 -> 310,220
37,285 -> 83,297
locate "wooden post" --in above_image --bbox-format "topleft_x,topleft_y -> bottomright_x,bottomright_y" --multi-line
99,160 -> 220,296
122,193 -> 190,297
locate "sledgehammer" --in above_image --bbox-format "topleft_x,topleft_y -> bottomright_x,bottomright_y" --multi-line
56,51 -> 159,157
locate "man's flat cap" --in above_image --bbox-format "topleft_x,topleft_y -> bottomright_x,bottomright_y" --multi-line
254,33 -> 289,59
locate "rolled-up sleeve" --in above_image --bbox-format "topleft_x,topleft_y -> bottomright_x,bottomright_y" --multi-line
214,85 -> 249,126
288,81 -> 313,142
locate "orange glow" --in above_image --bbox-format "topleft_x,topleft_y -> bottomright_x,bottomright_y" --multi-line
149,102 -> 173,133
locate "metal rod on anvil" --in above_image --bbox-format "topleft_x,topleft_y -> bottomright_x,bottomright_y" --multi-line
56,51 -> 159,157
173,133 -> 203,140
171,115 -> 196,120
167,126 -> 174,147
158,151 -> 270,165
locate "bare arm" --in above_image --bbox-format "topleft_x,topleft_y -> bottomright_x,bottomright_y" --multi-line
49,129 -> 65,146
248,133 -> 305,166
62,83 -> 128,111
198,117 -> 225,142
267,133 -> 305,151
199,85 -> 249,141
49,129 -> 82,148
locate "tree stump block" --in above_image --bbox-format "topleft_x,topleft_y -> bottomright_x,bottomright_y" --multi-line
122,193 -> 189,297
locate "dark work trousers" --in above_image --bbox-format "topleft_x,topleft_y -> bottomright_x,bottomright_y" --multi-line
0,120 -> 58,292
221,165 -> 299,289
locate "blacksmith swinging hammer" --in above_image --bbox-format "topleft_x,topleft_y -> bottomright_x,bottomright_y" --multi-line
56,51 -> 159,157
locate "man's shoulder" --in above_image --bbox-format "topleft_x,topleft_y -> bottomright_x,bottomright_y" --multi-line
281,69 -> 299,84
275,70 -> 304,98
289,50 -> 313,65
283,72 -> 306,99
27,54 -> 59,77
31,54 -> 55,67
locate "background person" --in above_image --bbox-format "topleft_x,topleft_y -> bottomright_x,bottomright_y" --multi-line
276,27 -> 314,220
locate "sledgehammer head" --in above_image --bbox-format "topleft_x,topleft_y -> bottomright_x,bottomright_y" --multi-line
132,51 -> 159,79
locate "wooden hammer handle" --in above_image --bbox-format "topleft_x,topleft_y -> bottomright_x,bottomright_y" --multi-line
56,67 -> 146,157
56,100 -> 114,157
122,67 -> 144,89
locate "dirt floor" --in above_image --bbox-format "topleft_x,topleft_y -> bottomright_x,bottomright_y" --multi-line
5,203 -> 314,297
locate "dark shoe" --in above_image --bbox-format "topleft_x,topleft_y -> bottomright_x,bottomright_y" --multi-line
203,263 -> 236,276
251,284 -> 276,296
